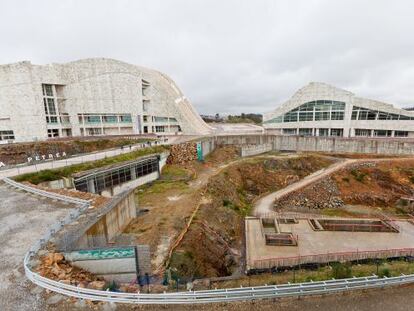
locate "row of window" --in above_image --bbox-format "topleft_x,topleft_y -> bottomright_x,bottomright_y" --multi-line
74,158 -> 159,193
355,129 -> 409,137
265,100 -> 346,123
282,128 -> 344,137
78,114 -> 133,124
143,116 -> 178,123
351,106 -> 414,121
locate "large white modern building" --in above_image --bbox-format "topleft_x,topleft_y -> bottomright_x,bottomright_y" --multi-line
0,58 -> 212,143
263,82 -> 414,138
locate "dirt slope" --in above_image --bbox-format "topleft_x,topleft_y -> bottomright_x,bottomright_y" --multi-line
169,155 -> 333,278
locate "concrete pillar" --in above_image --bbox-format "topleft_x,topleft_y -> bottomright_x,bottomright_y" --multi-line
87,178 -> 96,193
131,166 -> 136,180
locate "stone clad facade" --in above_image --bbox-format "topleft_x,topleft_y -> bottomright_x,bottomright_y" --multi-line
0,58 -> 211,143
263,82 -> 414,138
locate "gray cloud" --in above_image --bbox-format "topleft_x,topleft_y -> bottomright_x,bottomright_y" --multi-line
1,0 -> 414,114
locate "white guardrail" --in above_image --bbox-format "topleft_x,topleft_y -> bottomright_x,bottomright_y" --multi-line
4,177 -> 414,304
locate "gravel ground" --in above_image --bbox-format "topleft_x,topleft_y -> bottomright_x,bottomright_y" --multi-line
0,182 -> 75,311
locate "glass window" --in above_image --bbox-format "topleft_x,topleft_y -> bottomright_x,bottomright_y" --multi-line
378,112 -> 388,120
103,115 -> 117,123
374,130 -> 392,137
331,111 -> 344,120
367,110 -> 377,120
351,111 -> 358,120
47,98 -> 56,115
330,128 -> 343,137
0,130 -> 15,140
299,112 -> 313,121
298,128 -> 313,136
86,116 -> 101,123
318,128 -> 329,136
355,129 -> 371,137
315,111 -> 330,121
358,109 -> 369,120
395,131 -> 408,137
42,84 -> 54,96
283,111 -> 298,122
282,128 -> 297,135
120,114 -> 132,123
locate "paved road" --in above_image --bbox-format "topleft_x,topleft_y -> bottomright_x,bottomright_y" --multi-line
253,158 -> 355,216
0,182 -> 75,311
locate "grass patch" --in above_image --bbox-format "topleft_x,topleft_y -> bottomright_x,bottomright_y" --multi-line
211,259 -> 414,289
161,165 -> 193,181
350,169 -> 367,182
14,145 -> 168,184
135,180 -> 189,200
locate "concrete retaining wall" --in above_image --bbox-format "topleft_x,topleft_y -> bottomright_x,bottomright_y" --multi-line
240,143 -> 273,157
76,189 -> 138,249
200,137 -> 216,158
215,134 -> 414,155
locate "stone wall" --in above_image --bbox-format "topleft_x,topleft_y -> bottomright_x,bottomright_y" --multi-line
167,142 -> 197,164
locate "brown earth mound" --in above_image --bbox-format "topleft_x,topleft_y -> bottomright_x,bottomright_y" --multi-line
333,160 -> 414,209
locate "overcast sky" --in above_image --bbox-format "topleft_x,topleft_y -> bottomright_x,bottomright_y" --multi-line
1,0 -> 414,115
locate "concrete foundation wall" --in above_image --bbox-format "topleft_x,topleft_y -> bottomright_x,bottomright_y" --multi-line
76,189 -> 138,248
215,134 -> 414,155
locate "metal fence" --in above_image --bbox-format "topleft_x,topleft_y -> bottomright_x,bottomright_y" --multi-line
5,178 -> 414,304
252,248 -> 414,270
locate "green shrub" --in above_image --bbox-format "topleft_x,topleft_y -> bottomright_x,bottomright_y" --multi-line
379,268 -> 391,278
331,262 -> 352,279
351,169 -> 366,182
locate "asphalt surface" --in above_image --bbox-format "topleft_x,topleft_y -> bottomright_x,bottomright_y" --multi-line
0,182 -> 75,311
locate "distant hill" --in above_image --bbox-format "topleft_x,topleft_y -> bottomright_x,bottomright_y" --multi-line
202,113 -> 263,124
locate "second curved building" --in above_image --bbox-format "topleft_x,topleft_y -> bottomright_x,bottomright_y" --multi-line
263,82 -> 414,138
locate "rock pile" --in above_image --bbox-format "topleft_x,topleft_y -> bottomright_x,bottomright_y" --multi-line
275,177 -> 344,210
167,142 -> 197,165
36,252 -> 105,289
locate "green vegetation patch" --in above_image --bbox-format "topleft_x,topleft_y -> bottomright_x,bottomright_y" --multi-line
350,169 -> 367,182
160,165 -> 193,181
14,145 -> 168,184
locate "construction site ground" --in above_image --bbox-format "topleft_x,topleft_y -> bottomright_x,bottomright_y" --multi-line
0,182 -> 76,311
124,147 -> 335,278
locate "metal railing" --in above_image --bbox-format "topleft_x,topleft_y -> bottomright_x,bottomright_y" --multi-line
2,177 -> 90,206
5,179 -> 414,304
252,248 -> 414,270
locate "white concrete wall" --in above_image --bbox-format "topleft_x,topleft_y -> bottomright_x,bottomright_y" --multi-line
241,143 -> 272,157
